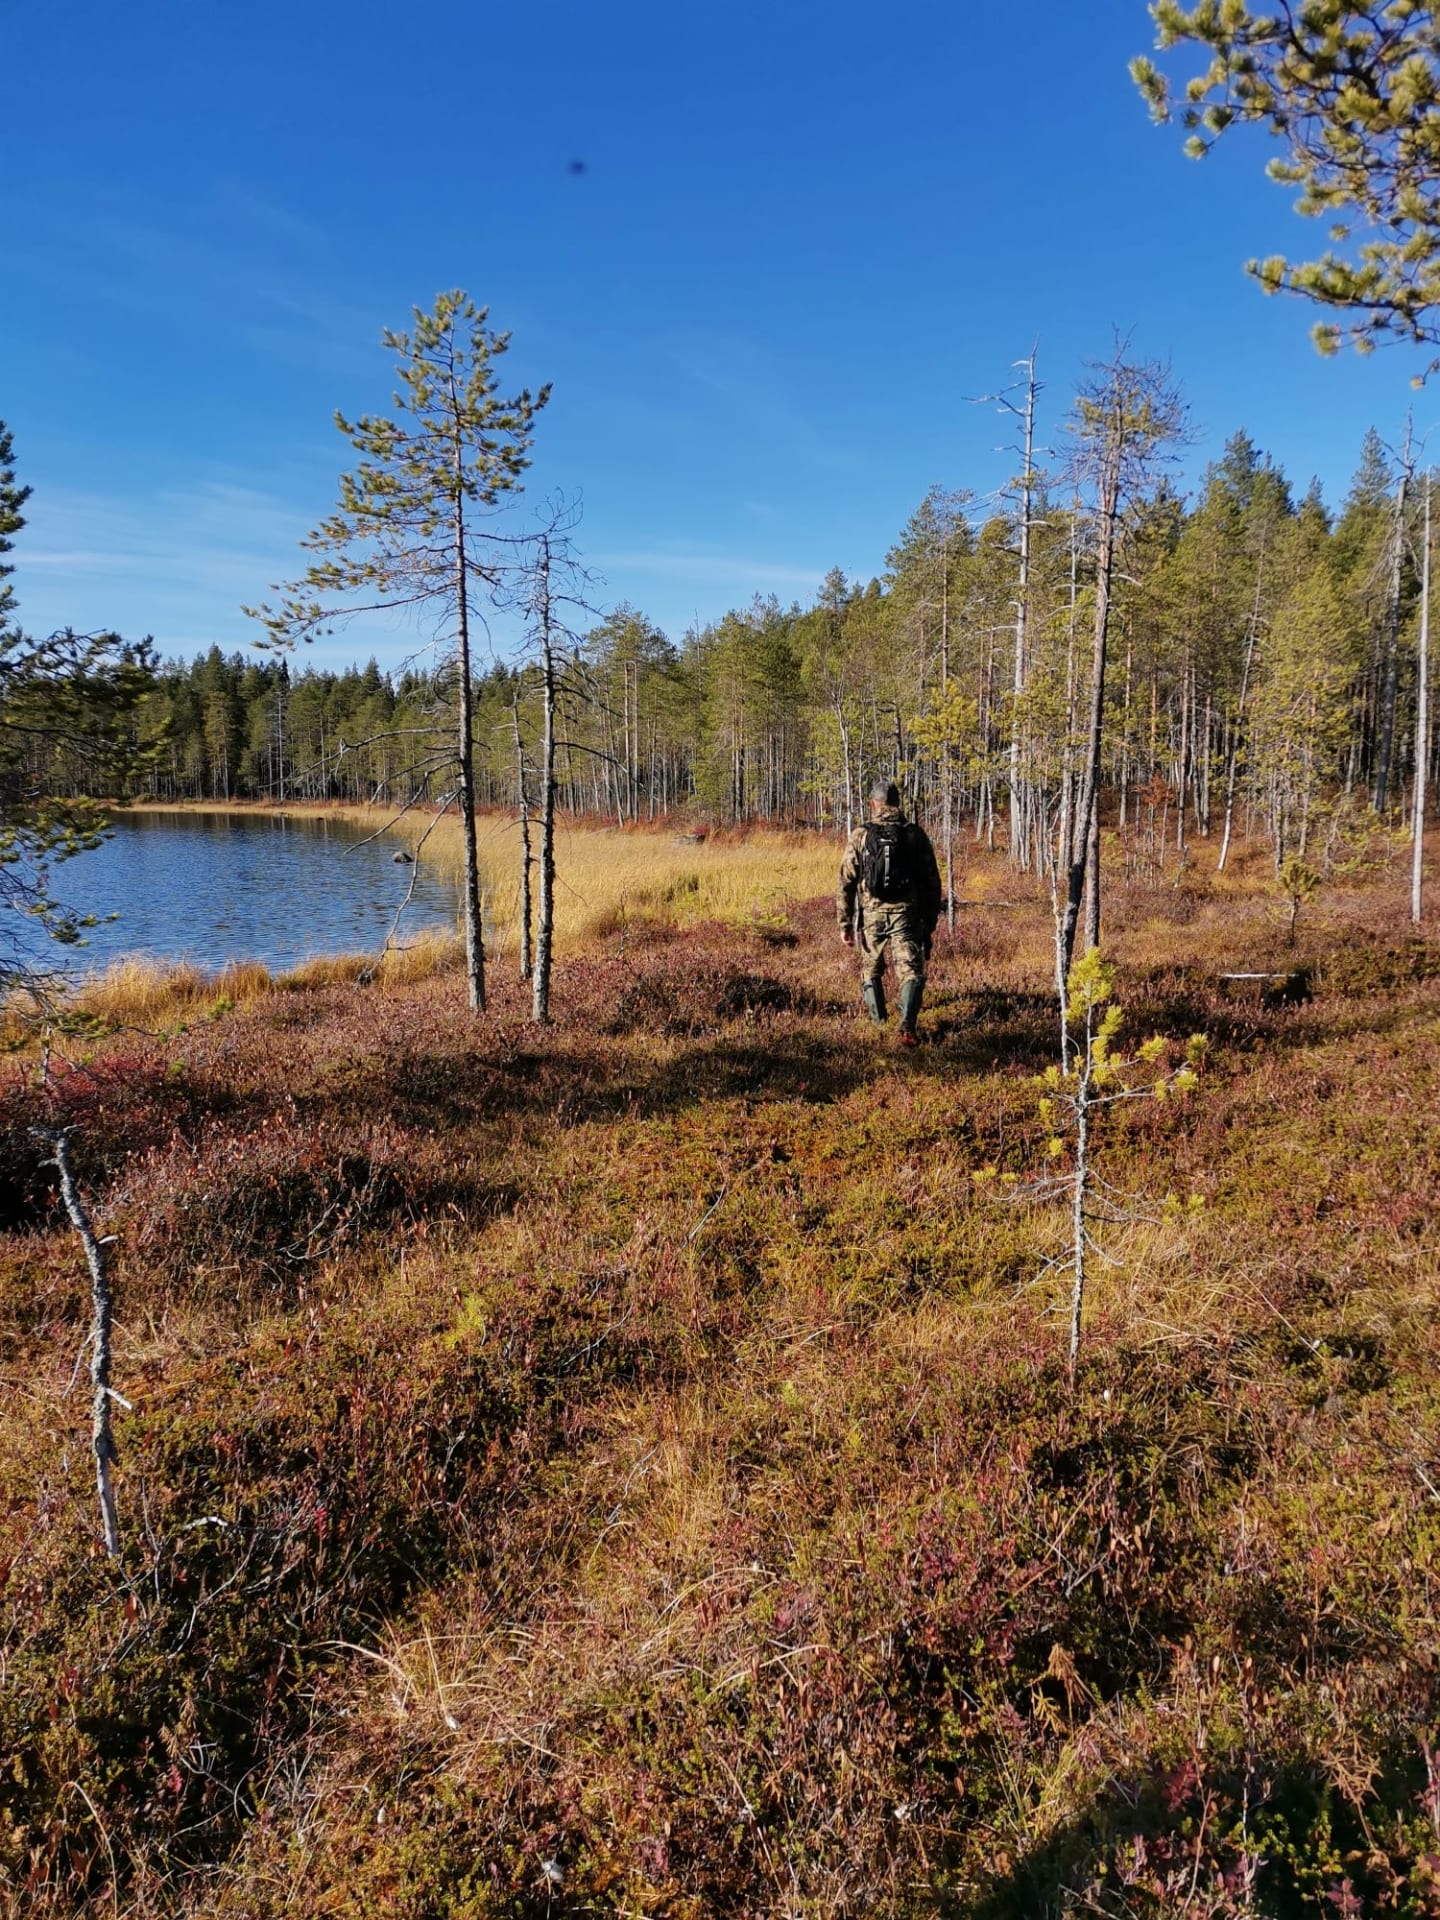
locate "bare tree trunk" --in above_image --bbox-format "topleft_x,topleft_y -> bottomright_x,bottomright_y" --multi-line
1068,1067 -> 1090,1389
940,567 -> 956,928
533,536 -> 558,1025
837,702 -> 855,837
1219,560 -> 1264,872
1175,652 -> 1191,872
1056,502 -> 1081,891
1062,434 -> 1119,980
513,693 -> 533,981
1118,628 -> 1133,831
36,1129 -> 121,1556
1083,804 -> 1102,953
1375,423 -> 1412,813
1414,475 -> 1431,926
453,486 -> 486,1012
1198,691 -> 1212,834
1010,348 -> 1039,865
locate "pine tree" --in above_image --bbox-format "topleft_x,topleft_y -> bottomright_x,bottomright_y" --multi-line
0,421 -> 158,990
247,292 -> 549,1012
1135,5 -> 1440,366
0,420 -> 33,635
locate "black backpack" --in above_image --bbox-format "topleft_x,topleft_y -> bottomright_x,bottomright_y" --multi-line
861,820 -> 915,903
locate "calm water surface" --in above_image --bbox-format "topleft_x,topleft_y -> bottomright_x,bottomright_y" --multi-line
62,811 -> 459,975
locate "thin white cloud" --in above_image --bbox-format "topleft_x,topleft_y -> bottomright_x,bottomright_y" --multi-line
11,471 -> 473,670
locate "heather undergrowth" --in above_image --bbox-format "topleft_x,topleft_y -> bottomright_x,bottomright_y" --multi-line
3,838 -> 1440,1917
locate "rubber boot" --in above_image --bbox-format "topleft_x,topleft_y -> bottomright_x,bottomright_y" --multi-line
897,977 -> 923,1046
862,977 -> 888,1024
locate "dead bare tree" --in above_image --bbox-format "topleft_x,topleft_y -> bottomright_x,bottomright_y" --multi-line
33,1128 -> 122,1556
1414,469 -> 1432,925
1057,348 -> 1187,982
520,503 -> 596,1026
511,687 -> 534,980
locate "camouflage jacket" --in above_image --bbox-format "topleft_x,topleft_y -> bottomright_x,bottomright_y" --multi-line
836,807 -> 944,931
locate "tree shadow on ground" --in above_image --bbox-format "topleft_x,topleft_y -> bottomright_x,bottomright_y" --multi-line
927,986 -> 1060,1075
939,1734 -> 1429,1920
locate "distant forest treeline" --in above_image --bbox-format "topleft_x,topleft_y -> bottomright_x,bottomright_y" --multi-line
35,425 -> 1440,873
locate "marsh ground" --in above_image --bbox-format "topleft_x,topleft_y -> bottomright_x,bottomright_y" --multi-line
3,832 -> 1440,1917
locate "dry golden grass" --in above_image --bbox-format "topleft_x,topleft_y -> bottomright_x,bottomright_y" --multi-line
129,801 -> 841,958
273,952 -> 369,991
61,956 -> 220,1027
337,807 -> 841,955
524,822 -> 836,950
8,838 -> 1440,1917
5,929 -> 464,1040
374,924 -> 464,984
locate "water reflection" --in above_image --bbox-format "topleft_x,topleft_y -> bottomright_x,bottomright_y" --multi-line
60,810 -> 459,975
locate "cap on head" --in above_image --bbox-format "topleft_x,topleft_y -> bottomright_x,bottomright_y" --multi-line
870,780 -> 901,808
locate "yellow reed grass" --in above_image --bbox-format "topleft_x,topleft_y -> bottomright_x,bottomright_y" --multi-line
67,956 -> 221,1027
275,953 -> 371,991
375,925 -> 465,984
475,819 -> 839,956
128,802 -> 846,960
5,927 -> 464,1040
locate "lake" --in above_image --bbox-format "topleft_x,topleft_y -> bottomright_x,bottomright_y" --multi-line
55,810 -> 460,976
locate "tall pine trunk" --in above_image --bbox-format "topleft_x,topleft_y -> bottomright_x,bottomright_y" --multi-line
533,536 -> 558,1026
454,485 -> 486,1013
1414,476 -> 1431,926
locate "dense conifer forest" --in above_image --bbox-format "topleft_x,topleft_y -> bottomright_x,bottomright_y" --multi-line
48,423 -> 1434,892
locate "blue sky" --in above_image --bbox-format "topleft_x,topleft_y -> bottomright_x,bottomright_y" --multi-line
5,0 -> 1436,672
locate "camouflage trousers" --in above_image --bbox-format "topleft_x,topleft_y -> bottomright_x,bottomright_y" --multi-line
858,903 -> 928,989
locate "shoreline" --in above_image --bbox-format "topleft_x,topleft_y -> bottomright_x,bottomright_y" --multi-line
33,810 -> 845,1019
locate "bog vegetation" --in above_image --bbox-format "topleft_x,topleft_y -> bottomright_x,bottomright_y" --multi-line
5,12 -> 1440,1902
3,822 -> 1440,1917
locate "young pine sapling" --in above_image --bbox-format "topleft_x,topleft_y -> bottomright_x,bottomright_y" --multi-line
1033,949 -> 1205,1384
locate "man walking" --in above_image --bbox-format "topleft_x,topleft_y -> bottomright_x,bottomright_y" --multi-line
837,780 -> 944,1047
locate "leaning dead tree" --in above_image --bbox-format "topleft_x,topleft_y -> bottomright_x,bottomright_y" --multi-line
33,1128 -> 121,1556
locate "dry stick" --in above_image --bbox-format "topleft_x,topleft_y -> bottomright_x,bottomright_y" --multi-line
1414,472 -> 1431,926
34,1128 -> 121,1556
1218,549 -> 1264,874
381,793 -> 456,955
513,690 -> 534,981
1067,1025 -> 1092,1388
532,533 -> 558,1025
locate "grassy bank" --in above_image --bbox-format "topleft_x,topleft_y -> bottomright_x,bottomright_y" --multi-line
123,802 -> 841,962
3,837 -> 1440,1915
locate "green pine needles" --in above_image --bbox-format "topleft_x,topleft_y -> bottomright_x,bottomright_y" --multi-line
246,291 -> 551,1012
1035,948 -> 1206,1382
1134,3 -> 1440,372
